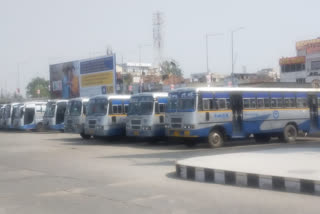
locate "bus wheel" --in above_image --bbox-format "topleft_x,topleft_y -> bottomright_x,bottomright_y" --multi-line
254,134 -> 270,143
80,133 -> 91,139
208,130 -> 224,148
283,125 -> 297,143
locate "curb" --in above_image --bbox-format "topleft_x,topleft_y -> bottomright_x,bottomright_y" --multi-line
176,164 -> 320,196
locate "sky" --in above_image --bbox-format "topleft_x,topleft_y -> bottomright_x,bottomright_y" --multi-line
1,0 -> 320,95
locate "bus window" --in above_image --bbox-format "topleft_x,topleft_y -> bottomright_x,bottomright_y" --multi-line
285,98 -> 296,108
203,99 -> 210,111
250,99 -> 256,109
112,105 -> 123,114
297,98 -> 307,108
159,103 -> 165,113
217,99 -> 226,109
278,98 -> 283,108
226,99 -> 230,109
264,98 -> 270,108
243,99 -> 250,109
257,98 -> 264,108
124,104 -> 129,114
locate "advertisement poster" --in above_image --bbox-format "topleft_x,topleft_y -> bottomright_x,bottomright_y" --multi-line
79,55 -> 116,97
49,61 -> 80,99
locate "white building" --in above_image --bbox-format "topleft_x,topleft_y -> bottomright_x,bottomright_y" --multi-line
280,37 -> 320,86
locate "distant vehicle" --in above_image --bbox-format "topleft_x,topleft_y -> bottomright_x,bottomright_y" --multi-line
4,103 -> 23,129
0,104 -> 6,129
12,102 -> 47,131
64,97 -> 90,139
43,100 -> 68,131
126,92 -> 168,139
84,95 -> 131,138
166,87 -> 320,148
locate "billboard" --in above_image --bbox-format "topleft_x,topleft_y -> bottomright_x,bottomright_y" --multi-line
79,55 -> 116,97
49,55 -> 116,99
49,61 -> 80,99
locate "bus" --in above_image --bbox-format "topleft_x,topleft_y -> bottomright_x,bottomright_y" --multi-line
0,104 -> 6,129
4,103 -> 23,129
43,100 -> 68,131
165,87 -> 320,148
84,95 -> 131,138
12,102 -> 47,131
126,92 -> 168,138
64,97 -> 90,139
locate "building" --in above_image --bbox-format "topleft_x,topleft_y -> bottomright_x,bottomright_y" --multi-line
190,72 -> 225,85
280,37 -> 320,86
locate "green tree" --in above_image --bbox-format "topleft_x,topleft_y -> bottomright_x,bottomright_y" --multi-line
160,60 -> 183,78
26,77 -> 50,98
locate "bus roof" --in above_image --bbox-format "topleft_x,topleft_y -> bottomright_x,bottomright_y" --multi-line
169,87 -> 320,93
131,92 -> 168,98
89,94 -> 131,100
68,97 -> 90,102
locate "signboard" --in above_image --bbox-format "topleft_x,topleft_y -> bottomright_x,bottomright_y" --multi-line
49,61 -> 80,99
279,56 -> 305,65
79,55 -> 116,97
296,38 -> 320,51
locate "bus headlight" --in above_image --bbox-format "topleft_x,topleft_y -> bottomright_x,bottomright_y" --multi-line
142,126 -> 152,130
184,124 -> 195,129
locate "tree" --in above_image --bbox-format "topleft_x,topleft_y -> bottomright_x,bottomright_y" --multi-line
160,60 -> 183,78
26,77 -> 50,98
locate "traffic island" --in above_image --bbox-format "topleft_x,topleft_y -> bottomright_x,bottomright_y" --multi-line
176,147 -> 320,195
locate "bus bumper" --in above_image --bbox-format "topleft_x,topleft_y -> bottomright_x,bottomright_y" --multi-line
166,129 -> 199,138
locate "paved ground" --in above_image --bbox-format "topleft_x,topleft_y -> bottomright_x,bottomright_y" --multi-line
0,131 -> 319,214
178,146 -> 320,180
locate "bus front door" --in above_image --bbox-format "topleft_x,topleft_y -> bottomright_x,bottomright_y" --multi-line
308,95 -> 318,129
231,94 -> 243,135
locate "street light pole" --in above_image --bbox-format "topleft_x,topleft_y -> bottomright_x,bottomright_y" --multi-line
231,27 -> 244,86
205,33 -> 222,75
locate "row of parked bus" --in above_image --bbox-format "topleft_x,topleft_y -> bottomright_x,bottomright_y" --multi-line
1,87 -> 320,147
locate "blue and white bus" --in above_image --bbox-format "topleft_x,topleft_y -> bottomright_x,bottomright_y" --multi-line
43,100 -> 68,131
12,102 -> 47,131
84,95 -> 131,137
0,104 -> 6,129
4,103 -> 23,129
64,97 -> 90,139
126,92 -> 168,138
165,87 -> 320,147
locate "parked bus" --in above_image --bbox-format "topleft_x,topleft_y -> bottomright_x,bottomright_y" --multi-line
165,87 -> 320,148
0,104 -> 6,129
4,103 -> 23,129
43,100 -> 68,131
64,97 -> 90,139
12,102 -> 47,131
84,95 -> 131,137
126,92 -> 168,138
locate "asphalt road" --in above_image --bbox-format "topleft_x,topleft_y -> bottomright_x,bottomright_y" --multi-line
0,131 -> 319,214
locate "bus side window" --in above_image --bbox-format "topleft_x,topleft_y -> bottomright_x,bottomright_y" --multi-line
278,98 -> 283,108
297,98 -> 307,108
250,98 -> 256,109
124,104 -> 129,114
226,99 -> 230,109
203,99 -> 210,111
243,99 -> 250,109
264,98 -> 270,108
271,99 -> 277,108
118,105 -> 123,114
218,99 -> 226,109
257,98 -> 264,109
159,103 -> 165,113
112,105 -> 118,114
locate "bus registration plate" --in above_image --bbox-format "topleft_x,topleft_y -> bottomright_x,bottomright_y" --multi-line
133,131 -> 139,136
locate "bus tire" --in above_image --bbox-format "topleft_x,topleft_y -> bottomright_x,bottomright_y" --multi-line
254,134 -> 270,143
80,133 -> 91,139
282,124 -> 297,143
208,130 -> 224,148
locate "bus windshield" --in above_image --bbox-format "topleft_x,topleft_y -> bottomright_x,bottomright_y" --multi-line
128,96 -> 154,115
167,91 -> 196,112
67,100 -> 82,116
44,103 -> 56,117
87,98 -> 108,116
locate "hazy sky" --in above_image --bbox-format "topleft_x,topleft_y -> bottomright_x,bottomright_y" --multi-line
1,0 -> 320,95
